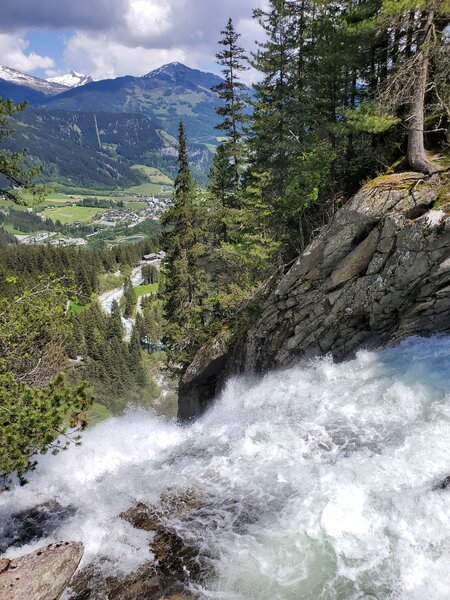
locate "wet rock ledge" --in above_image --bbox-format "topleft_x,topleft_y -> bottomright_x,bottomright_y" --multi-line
179,171 -> 450,418
0,541 -> 83,600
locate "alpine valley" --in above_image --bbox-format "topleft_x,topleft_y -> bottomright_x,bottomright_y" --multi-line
0,62 -> 226,187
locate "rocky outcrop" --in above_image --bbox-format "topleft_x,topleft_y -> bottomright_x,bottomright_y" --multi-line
179,172 -> 450,418
0,541 -> 83,600
68,489 -> 206,600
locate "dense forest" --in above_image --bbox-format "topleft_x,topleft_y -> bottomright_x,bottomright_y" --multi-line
0,240 -> 157,299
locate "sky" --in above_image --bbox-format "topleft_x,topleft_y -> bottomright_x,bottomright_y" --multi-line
0,0 -> 267,82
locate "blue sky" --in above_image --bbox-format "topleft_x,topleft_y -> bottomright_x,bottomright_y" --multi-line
1,0 -> 266,81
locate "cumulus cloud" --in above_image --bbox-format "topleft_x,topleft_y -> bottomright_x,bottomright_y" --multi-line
64,32 -> 187,80
1,0 -> 267,80
0,33 -> 54,72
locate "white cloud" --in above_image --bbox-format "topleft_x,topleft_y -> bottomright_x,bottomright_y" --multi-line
60,0 -> 267,81
2,0 -> 268,81
0,33 -> 54,72
124,0 -> 172,39
64,33 -> 187,79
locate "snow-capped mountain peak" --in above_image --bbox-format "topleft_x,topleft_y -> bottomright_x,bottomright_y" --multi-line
0,65 -> 68,95
47,71 -> 94,88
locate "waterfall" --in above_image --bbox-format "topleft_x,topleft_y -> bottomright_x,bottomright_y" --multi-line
1,336 -> 449,599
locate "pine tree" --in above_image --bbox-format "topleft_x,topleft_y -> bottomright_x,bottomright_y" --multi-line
213,18 -> 249,190
250,0 -> 295,203
123,276 -> 135,318
0,98 -> 45,203
208,143 -> 236,243
161,122 -> 207,368
108,299 -> 124,340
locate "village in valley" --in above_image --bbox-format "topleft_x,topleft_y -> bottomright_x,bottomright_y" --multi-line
0,165 -> 173,248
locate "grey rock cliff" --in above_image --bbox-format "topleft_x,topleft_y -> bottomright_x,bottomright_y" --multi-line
179,172 -> 450,418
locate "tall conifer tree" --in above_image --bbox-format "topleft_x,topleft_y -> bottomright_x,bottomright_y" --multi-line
161,122 -> 207,368
213,18 -> 249,191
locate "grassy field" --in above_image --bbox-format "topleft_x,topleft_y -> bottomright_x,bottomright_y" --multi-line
133,165 -> 173,185
128,165 -> 174,196
127,181 -> 165,195
3,224 -> 27,235
135,283 -> 159,297
0,199 -> 28,212
43,206 -> 107,224
124,201 -> 147,211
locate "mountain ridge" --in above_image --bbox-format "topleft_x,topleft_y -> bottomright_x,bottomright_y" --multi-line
0,62 -> 226,146
47,71 -> 95,88
0,65 -> 68,96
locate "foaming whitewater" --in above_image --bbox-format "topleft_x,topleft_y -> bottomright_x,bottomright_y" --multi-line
1,336 -> 450,599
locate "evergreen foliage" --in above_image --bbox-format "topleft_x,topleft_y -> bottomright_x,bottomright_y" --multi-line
0,239 -> 157,301
0,276 -> 91,488
162,2 -> 448,370
122,276 -> 136,318
67,299 -> 149,411
161,122 -> 208,368
142,263 -> 159,284
0,97 -> 46,203
213,18 -> 250,189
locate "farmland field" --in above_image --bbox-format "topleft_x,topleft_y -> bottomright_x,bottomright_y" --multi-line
43,206 -> 107,224
128,165 -> 174,196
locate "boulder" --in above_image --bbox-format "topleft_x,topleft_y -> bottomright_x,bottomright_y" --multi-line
179,172 -> 450,418
68,489 -> 205,600
0,541 -> 83,600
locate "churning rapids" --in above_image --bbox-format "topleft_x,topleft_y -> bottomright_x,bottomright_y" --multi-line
2,336 -> 450,599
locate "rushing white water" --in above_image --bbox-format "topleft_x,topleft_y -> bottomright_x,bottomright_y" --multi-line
1,336 -> 450,599
97,265 -> 143,337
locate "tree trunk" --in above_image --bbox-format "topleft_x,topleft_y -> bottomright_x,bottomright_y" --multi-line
407,10 -> 441,174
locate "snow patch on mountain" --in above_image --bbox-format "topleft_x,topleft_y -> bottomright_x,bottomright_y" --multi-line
47,71 -> 95,88
0,66 -> 68,95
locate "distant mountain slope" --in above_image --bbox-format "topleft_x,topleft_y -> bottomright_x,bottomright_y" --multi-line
3,108 -> 163,189
41,63 -> 225,145
47,71 -> 94,88
0,66 -> 68,95
0,79 -> 48,104
4,107 -> 213,188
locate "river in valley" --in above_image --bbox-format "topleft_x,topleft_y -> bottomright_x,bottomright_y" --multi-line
1,336 -> 450,599
97,265 -> 144,337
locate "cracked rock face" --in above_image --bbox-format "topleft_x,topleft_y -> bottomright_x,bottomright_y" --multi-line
0,542 -> 83,600
179,172 -> 450,418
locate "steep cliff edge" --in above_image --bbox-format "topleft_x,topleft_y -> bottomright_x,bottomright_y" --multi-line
179,172 -> 450,418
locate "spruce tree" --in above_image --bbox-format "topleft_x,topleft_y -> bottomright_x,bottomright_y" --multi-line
0,98 -> 45,203
208,143 -> 236,243
109,299 -> 124,340
250,0 -> 295,203
213,18 -> 249,190
161,122 -> 207,368
123,276 -> 136,318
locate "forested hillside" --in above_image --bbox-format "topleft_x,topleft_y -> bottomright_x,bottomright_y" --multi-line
40,63 -> 225,146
